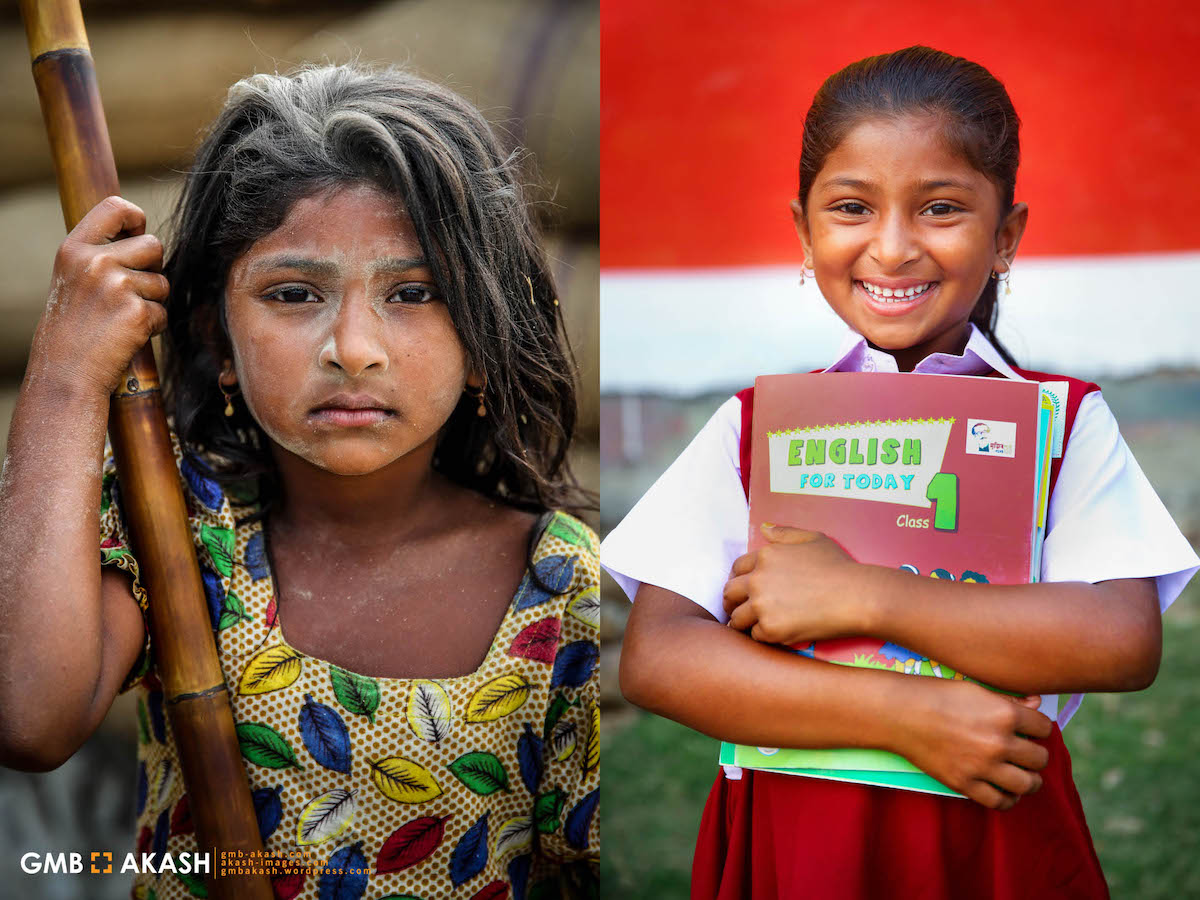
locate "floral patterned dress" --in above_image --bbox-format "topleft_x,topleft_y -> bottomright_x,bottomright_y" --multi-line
100,438 -> 600,900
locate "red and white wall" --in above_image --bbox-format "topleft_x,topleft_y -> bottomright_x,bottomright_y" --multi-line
600,0 -> 1200,393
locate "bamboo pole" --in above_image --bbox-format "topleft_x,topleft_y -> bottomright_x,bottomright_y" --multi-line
19,3 -> 274,897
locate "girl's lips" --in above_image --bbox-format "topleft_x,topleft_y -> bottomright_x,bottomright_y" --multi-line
309,408 -> 394,427
855,280 -> 938,316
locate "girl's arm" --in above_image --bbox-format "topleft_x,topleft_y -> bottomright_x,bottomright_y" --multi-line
0,196 -> 167,771
724,525 -> 1161,695
622,583 -> 1053,810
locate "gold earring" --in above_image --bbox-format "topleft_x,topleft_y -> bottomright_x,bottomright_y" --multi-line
218,368 -> 238,417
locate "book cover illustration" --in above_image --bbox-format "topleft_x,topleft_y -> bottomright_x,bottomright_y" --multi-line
722,372 -> 1058,796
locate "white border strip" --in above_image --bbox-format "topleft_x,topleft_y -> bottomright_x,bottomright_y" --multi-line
601,252 -> 1200,394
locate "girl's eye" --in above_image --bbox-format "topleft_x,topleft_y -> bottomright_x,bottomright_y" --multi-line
923,203 -> 962,216
388,285 -> 439,305
831,202 -> 869,215
267,287 -> 319,304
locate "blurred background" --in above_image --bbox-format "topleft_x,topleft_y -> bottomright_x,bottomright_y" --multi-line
600,1 -> 1200,897
0,1 -> 596,897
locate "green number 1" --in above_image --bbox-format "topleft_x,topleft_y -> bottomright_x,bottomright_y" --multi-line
925,472 -> 959,531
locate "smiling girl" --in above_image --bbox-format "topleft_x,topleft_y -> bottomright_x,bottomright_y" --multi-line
0,65 -> 599,899
603,46 -> 1197,898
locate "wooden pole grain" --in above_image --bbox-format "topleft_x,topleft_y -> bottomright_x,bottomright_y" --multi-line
19,3 -> 274,897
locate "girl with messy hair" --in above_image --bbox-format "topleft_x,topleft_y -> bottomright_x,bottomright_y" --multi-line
0,64 -> 599,898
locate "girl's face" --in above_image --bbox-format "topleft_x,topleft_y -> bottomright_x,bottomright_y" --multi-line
223,183 -> 477,477
794,115 -> 1028,371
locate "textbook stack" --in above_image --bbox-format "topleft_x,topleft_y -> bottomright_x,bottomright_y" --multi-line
719,372 -> 1064,797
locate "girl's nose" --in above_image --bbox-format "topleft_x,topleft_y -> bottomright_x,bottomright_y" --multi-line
319,293 -> 388,376
869,211 -> 921,270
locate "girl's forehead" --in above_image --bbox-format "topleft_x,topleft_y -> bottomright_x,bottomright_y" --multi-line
244,185 -> 419,260
815,116 -> 991,194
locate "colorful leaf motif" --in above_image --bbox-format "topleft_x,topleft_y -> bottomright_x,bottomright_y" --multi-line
317,841 -> 368,900
181,454 -> 223,511
514,555 -> 577,610
238,645 -> 303,695
370,756 -> 443,804
299,694 -> 352,774
152,808 -> 169,859
135,762 -> 148,816
148,689 -> 166,743
200,524 -> 235,577
153,758 -> 175,807
448,752 -> 510,795
136,698 -> 151,745
468,882 -> 509,900
507,617 -> 561,664
565,788 -> 599,850
296,788 -> 356,846
550,640 -> 598,689
508,854 -> 532,900
534,787 -> 566,834
449,811 -> 490,887
200,566 -> 224,631
331,666 -> 380,724
218,591 -> 252,631
271,869 -> 305,900
236,722 -> 303,770
266,595 -> 278,628
407,680 -> 453,742
542,691 -> 578,743
174,869 -> 208,898
566,587 -> 600,630
245,530 -> 269,581
493,815 -> 533,858
251,785 -> 282,842
550,718 -> 578,762
466,675 -> 532,723
584,700 -> 599,775
375,814 -> 451,874
547,513 -> 593,551
170,793 -> 193,836
517,723 -> 544,795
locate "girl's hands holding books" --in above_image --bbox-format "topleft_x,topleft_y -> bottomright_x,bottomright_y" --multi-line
723,523 -> 870,644
29,196 -> 169,398
898,680 -> 1052,810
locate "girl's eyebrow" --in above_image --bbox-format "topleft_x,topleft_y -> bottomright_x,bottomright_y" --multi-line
820,176 -> 976,193
246,254 -> 429,278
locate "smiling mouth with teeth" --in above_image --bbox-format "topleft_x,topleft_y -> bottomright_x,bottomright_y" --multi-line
856,281 -> 936,302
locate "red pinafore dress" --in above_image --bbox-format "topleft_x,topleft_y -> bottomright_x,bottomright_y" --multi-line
690,367 -> 1111,900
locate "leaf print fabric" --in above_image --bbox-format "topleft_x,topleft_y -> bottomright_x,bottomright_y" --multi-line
99,436 -> 600,898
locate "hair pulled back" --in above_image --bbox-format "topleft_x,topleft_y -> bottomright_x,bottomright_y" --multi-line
161,64 -> 588,515
798,46 -> 1021,365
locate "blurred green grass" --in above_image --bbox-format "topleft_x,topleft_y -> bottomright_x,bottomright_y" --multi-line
601,580 -> 1200,898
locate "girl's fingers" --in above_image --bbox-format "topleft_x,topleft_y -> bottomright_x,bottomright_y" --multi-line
721,574 -> 749,614
109,233 -> 165,273
988,763 -> 1043,798
727,598 -> 758,633
71,196 -> 147,244
1013,705 -> 1053,740
1006,737 -> 1050,773
729,552 -> 756,577
126,271 -> 170,303
965,780 -> 1017,811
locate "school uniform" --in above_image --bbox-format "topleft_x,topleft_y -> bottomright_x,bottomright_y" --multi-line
601,324 -> 1199,899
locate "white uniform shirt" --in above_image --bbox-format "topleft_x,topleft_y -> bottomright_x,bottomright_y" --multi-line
602,324 -> 1199,749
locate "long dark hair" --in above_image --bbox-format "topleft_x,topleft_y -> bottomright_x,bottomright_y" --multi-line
161,64 -> 589,515
798,45 -> 1021,366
